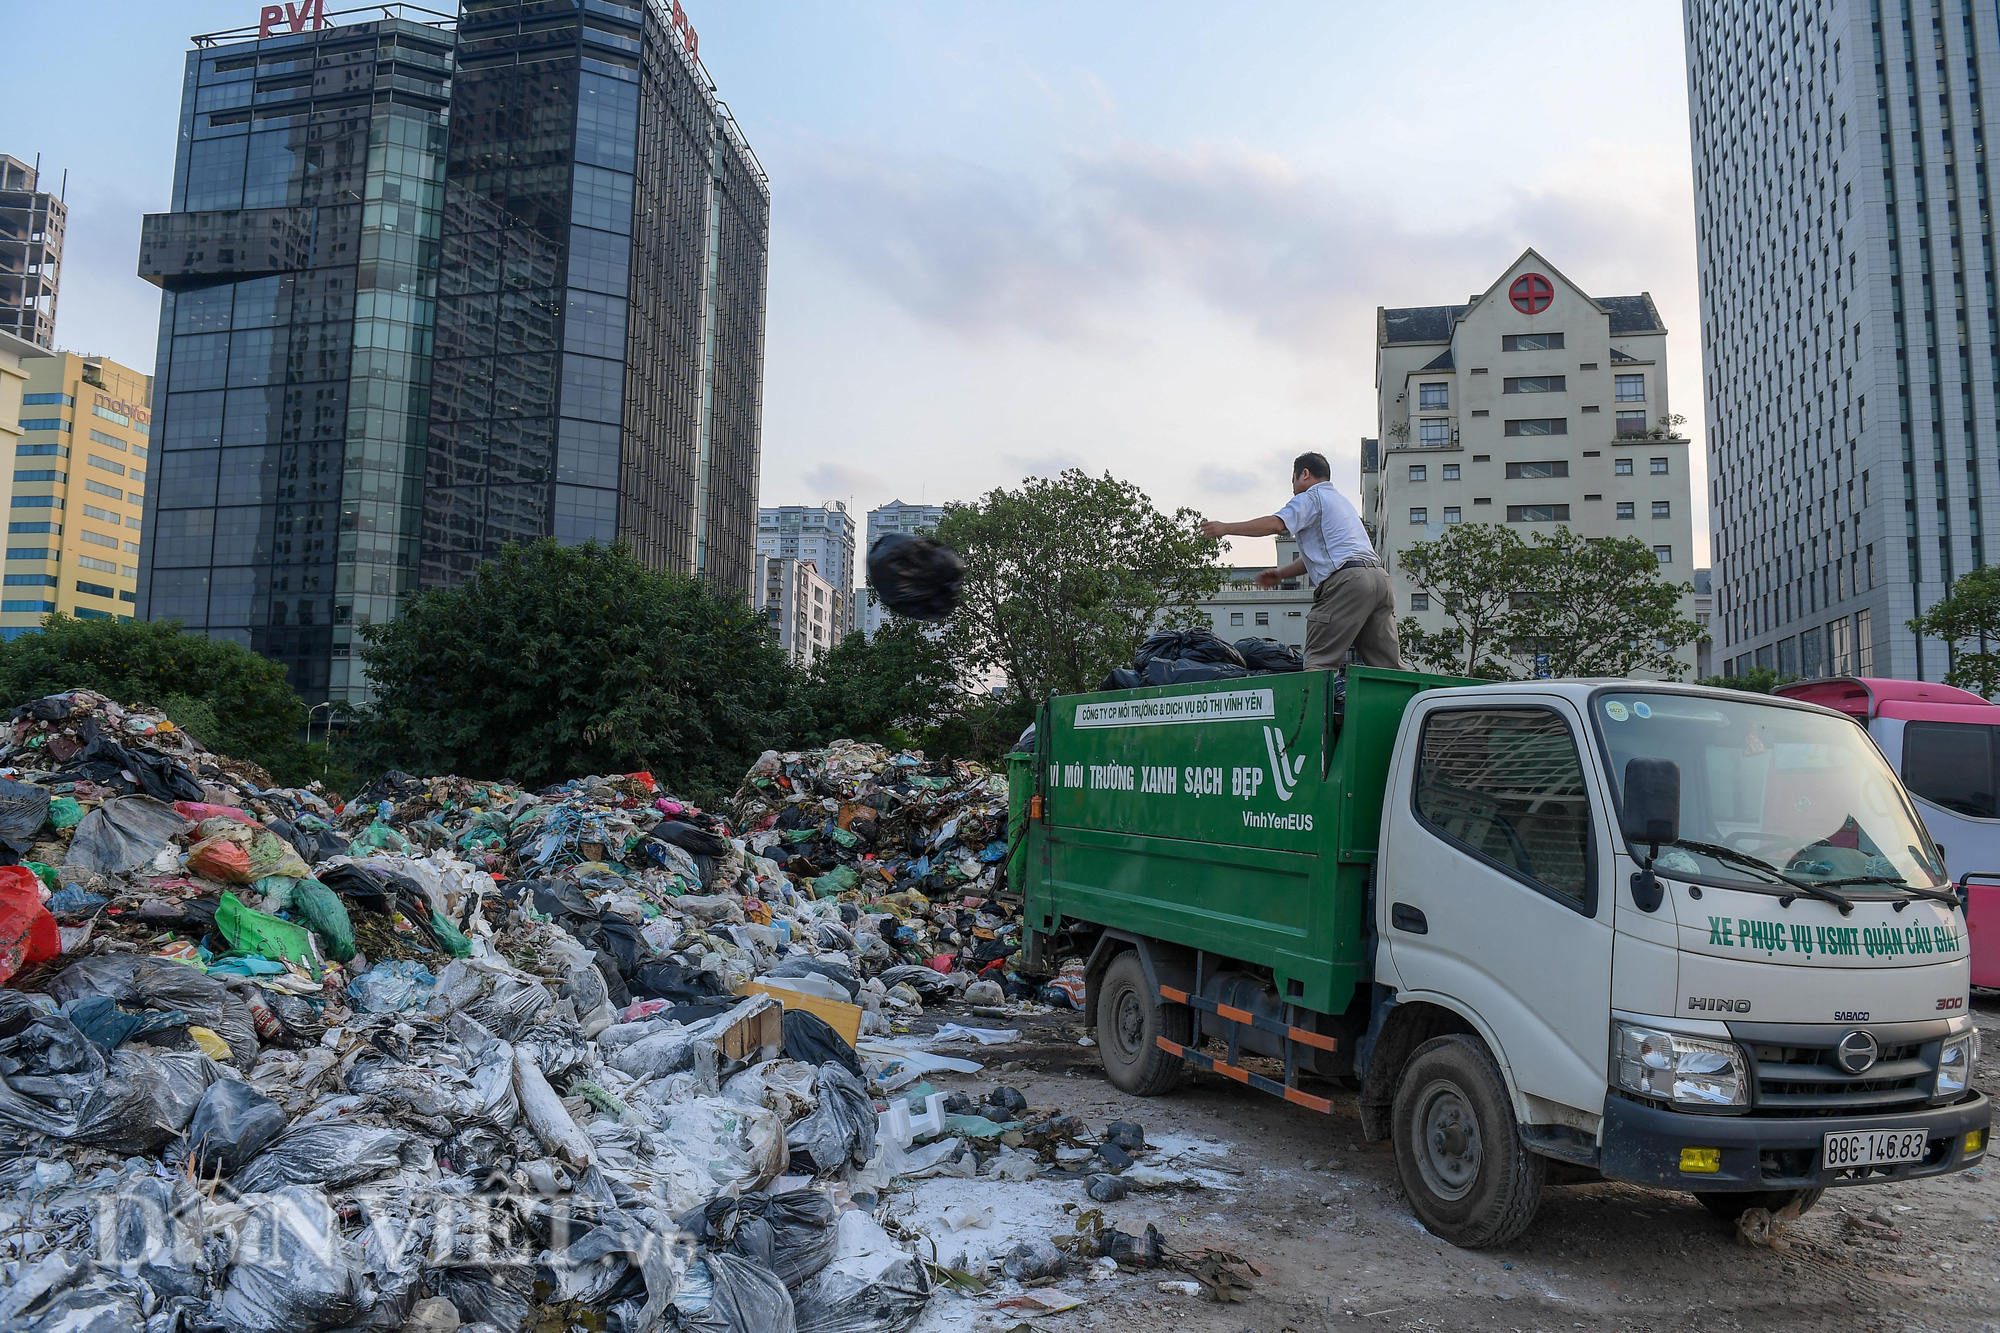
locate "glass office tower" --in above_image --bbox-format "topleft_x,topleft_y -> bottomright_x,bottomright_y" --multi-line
138,2 -> 770,704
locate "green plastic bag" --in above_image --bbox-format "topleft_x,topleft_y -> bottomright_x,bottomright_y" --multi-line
215,891 -> 321,978
47,796 -> 83,831
24,861 -> 58,894
428,908 -> 473,958
291,878 -> 356,963
353,820 -> 411,855
811,865 -> 860,899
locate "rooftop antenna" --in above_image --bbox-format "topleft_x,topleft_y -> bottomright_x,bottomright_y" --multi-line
60,169 -> 67,202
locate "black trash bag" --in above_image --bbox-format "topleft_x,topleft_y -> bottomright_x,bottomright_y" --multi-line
1140,658 -> 1249,686
529,879 -> 599,921
11,693 -> 78,724
651,819 -> 731,858
786,1064 -> 876,1176
347,769 -> 426,812
60,994 -> 187,1052
426,1264 -> 536,1332
766,957 -> 860,1002
597,916 -> 657,981
791,1237 -> 931,1333
62,720 -> 204,803
216,1185 -> 372,1333
780,1010 -> 862,1078
876,964 -> 954,1001
262,990 -> 326,1046
1234,637 -> 1304,673
866,533 -> 962,621
1096,667 -> 1144,691
102,1174 -> 205,1294
673,1250 -> 797,1333
0,1259 -> 149,1333
265,818 -> 348,868
1133,629 -> 1245,671
0,777 -> 50,855
0,993 -> 219,1150
231,1123 -> 413,1194
629,960 -> 730,1004
185,1078 -> 288,1176
66,795 -> 187,875
1011,723 -> 1037,754
44,954 -> 257,1070
679,1190 -> 840,1290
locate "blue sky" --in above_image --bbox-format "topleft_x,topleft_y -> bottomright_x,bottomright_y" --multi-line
10,0 -> 1707,565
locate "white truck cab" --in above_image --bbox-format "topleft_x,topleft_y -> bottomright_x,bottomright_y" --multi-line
1369,680 -> 1987,1242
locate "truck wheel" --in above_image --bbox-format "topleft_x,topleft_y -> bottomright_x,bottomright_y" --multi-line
1094,951 -> 1188,1096
1391,1035 -> 1544,1248
1693,1189 -> 1824,1223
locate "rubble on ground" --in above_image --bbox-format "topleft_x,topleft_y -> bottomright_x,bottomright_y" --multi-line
0,691 -> 1211,1333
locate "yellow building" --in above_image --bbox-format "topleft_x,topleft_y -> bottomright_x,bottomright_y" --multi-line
9,352 -> 151,638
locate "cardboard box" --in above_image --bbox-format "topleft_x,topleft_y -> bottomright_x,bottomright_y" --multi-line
736,980 -> 864,1047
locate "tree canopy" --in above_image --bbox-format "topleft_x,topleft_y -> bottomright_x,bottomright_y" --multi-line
934,469 -> 1223,700
354,540 -> 794,799
0,614 -> 314,783
1396,525 -> 1701,680
1909,564 -> 2000,697
796,619 -> 964,750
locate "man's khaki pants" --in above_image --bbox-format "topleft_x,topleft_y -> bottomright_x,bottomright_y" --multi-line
1303,564 -> 1403,670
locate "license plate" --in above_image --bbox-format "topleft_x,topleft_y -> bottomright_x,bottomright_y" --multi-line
1822,1128 -> 1929,1169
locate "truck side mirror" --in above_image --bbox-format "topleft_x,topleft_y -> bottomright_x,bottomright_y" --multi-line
1620,758 -> 1681,852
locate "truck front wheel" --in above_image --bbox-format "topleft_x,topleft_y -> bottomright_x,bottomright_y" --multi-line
1094,951 -> 1189,1096
1391,1035 -> 1545,1247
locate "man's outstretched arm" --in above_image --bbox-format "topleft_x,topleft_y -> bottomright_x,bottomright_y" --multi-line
1255,557 -> 1307,590
1201,516 -> 1286,539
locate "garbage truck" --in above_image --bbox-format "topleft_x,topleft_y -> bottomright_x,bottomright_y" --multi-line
1014,667 -> 1989,1246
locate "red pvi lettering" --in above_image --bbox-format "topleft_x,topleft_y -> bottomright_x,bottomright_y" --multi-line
259,0 -> 331,40
1936,996 -> 1966,1010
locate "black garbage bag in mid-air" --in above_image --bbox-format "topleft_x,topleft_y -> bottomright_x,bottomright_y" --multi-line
866,534 -> 962,620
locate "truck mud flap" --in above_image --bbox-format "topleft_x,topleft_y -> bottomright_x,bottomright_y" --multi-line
1155,984 -> 1337,1114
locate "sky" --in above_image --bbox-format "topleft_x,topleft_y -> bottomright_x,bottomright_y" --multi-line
9,0 -> 1709,569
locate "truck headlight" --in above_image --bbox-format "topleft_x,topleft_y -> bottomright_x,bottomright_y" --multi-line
1936,1028 -> 1981,1100
1613,1022 -> 1750,1111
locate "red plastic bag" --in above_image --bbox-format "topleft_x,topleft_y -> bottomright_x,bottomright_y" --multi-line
175,801 -> 254,826
625,771 -> 658,792
927,953 -> 957,975
0,863 -> 60,983
189,834 -> 255,883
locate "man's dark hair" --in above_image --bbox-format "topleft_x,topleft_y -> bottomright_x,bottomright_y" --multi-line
1292,452 -> 1331,480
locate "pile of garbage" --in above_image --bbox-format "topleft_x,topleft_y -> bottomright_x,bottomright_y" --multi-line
0,690 -> 1213,1333
1098,628 -> 1304,689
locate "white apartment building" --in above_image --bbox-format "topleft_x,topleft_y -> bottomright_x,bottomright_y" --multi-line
757,503 -> 855,641
1684,0 -> 2000,682
1363,250 -> 1699,676
755,554 -> 836,667
863,499 -> 945,638
1193,535 -> 1315,651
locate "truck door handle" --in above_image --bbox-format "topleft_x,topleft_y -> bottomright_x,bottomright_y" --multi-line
1391,903 -> 1429,934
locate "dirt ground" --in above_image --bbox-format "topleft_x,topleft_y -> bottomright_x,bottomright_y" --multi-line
891,994 -> 2000,1333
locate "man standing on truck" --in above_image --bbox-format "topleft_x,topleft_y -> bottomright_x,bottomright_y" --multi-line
1201,453 -> 1402,669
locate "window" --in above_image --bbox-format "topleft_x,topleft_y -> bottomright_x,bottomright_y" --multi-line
8,523 -> 57,535
2,574 -> 56,587
1442,464 -> 1460,480
1616,501 -> 1635,519
81,505 -> 118,524
1255,611 -> 1269,626
1505,504 -> 1569,522
1650,457 -> 1669,475
1229,611 -> 1245,626
1578,362 -> 1598,371
1503,419 -> 1567,436
1414,707 -> 1592,906
1502,332 -> 1564,351
1410,508 -> 1429,524
1653,545 -> 1673,563
1652,501 -> 1671,519
79,531 -> 117,549
88,430 -> 126,452
1614,458 -> 1633,476
89,404 -> 128,428
1418,419 -> 1450,447
11,497 -> 60,510
16,444 -> 66,458
1408,465 -> 1427,482
1418,383 -> 1449,409
6,549 -> 49,561
18,420 -> 71,433
1902,722 -> 2000,818
1614,374 -> 1646,402
74,581 -> 114,599
1443,506 -> 1461,523
1616,410 -> 1648,436
2,601 -> 56,614
1411,593 -> 1431,611
1503,376 -> 1566,394
87,456 -> 126,477
12,471 -> 61,483
1504,460 -> 1568,479
21,394 -> 73,408
83,480 -> 122,501
77,555 -> 117,575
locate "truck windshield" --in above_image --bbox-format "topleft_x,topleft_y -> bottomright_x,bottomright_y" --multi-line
1596,691 -> 1947,893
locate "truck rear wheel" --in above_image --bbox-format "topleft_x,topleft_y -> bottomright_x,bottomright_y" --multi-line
1693,1189 -> 1824,1224
1391,1035 -> 1544,1248
1094,951 -> 1188,1096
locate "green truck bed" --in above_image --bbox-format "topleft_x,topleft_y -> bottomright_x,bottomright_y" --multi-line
1021,666 -> 1472,1018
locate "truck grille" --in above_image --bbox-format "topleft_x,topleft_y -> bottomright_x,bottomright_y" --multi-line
1746,1040 -> 1935,1115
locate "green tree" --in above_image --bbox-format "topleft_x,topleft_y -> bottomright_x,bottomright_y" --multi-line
934,470 -> 1223,699
799,620 -> 965,749
1909,564 -> 2000,697
1393,525 -> 1701,681
1509,529 -> 1702,679
0,614 -> 314,783
1395,523 -> 1529,677
354,540 -> 795,800
1697,666 -> 1798,695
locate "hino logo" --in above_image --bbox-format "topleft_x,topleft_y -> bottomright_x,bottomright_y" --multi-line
1263,726 -> 1307,803
1836,1030 -> 1880,1075
1687,996 -> 1752,1013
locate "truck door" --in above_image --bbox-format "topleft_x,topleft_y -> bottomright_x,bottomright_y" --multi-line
1380,697 -> 1613,1119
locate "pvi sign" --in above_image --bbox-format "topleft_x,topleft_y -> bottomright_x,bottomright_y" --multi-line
259,0 -> 331,39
